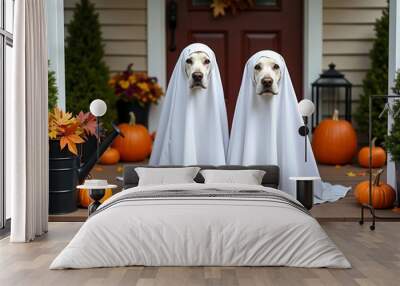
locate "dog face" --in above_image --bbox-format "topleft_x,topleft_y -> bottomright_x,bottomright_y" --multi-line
185,52 -> 211,89
253,57 -> 281,96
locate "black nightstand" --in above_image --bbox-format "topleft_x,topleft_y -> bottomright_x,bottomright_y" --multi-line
289,177 -> 320,210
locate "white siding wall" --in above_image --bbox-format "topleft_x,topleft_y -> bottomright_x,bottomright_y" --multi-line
322,0 -> 387,119
64,0 -> 147,73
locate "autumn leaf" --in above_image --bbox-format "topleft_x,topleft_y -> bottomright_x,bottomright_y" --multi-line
77,111 -> 97,137
60,134 -> 85,155
67,134 -> 85,144
66,138 -> 77,155
211,0 -> 227,17
60,137 -> 69,151
48,129 -> 58,139
52,107 -> 75,126
346,171 -> 357,177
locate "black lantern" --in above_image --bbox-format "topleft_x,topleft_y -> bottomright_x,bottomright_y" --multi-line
311,63 -> 352,129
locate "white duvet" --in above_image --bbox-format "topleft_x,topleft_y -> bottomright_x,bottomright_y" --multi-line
50,183 -> 350,269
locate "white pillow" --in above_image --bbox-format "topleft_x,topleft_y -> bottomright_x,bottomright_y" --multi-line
200,169 -> 266,185
135,167 -> 201,186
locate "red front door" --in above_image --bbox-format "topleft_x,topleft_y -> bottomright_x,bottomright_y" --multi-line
166,0 -> 303,124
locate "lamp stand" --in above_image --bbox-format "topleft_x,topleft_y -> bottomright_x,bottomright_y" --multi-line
298,116 -> 309,162
96,116 -> 100,162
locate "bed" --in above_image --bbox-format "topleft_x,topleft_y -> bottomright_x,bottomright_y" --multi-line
50,165 -> 350,269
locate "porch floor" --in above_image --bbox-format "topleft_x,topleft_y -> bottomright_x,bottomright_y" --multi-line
49,163 -> 400,222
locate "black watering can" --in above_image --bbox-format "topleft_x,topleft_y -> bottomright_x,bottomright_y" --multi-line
49,123 -> 124,214
78,123 -> 123,182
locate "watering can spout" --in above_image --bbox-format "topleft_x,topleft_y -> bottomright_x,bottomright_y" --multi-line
78,123 -> 123,182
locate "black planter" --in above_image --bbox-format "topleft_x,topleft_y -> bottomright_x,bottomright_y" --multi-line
116,99 -> 150,127
49,140 -> 80,214
396,162 -> 400,207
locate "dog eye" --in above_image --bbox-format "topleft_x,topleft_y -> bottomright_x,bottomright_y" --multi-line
273,64 -> 280,70
186,58 -> 193,65
204,59 -> 210,65
254,64 -> 261,71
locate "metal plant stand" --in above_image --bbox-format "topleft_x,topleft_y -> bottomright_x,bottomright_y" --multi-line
359,95 -> 400,230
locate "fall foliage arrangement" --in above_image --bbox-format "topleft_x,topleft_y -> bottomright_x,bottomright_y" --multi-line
109,64 -> 164,106
211,0 -> 255,18
48,107 -> 97,155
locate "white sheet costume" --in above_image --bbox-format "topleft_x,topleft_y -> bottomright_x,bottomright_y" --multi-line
150,43 -> 229,165
227,51 -> 349,203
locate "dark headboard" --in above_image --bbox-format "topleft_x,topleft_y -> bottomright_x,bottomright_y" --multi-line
123,165 -> 280,189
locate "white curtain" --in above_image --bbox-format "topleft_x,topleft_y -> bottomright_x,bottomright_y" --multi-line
7,0 -> 49,242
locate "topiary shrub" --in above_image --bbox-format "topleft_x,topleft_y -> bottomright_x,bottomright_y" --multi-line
65,0 -> 115,132
355,7 -> 388,143
48,62 -> 58,111
385,71 -> 400,162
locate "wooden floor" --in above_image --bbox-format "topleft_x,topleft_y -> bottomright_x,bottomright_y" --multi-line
49,163 -> 400,222
1,221 -> 400,286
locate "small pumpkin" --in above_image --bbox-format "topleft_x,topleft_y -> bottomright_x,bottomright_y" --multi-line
358,137 -> 386,168
99,147 -> 120,165
112,112 -> 152,162
312,109 -> 357,165
78,188 -> 113,208
354,169 -> 396,209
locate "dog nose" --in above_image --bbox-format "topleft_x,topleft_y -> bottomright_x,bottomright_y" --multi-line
262,77 -> 273,88
192,72 -> 203,82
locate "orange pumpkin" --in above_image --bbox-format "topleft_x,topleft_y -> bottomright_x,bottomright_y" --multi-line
99,147 -> 120,165
312,109 -> 357,165
112,112 -> 152,162
78,188 -> 113,208
354,169 -> 396,209
358,137 -> 386,168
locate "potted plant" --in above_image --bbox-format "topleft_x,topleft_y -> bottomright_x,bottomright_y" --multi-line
48,108 -> 97,214
110,64 -> 164,127
385,71 -> 400,203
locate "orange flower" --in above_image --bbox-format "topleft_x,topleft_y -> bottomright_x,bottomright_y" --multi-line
119,80 -> 129,89
128,75 -> 137,84
137,82 -> 150,93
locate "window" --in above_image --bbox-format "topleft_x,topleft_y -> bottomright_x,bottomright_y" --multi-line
0,0 -> 14,231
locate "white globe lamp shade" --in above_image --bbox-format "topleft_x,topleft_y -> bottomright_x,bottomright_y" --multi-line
90,99 -> 107,117
298,99 -> 315,117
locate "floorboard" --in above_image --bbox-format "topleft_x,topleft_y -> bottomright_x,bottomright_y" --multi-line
1,222 -> 400,286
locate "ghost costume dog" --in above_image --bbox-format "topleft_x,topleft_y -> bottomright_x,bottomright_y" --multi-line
227,50 -> 349,203
150,43 -> 229,165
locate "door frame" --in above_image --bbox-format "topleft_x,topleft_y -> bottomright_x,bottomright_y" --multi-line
147,0 -> 322,130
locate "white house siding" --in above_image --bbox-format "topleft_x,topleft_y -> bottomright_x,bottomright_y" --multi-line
64,0 -> 147,73
322,0 -> 387,120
